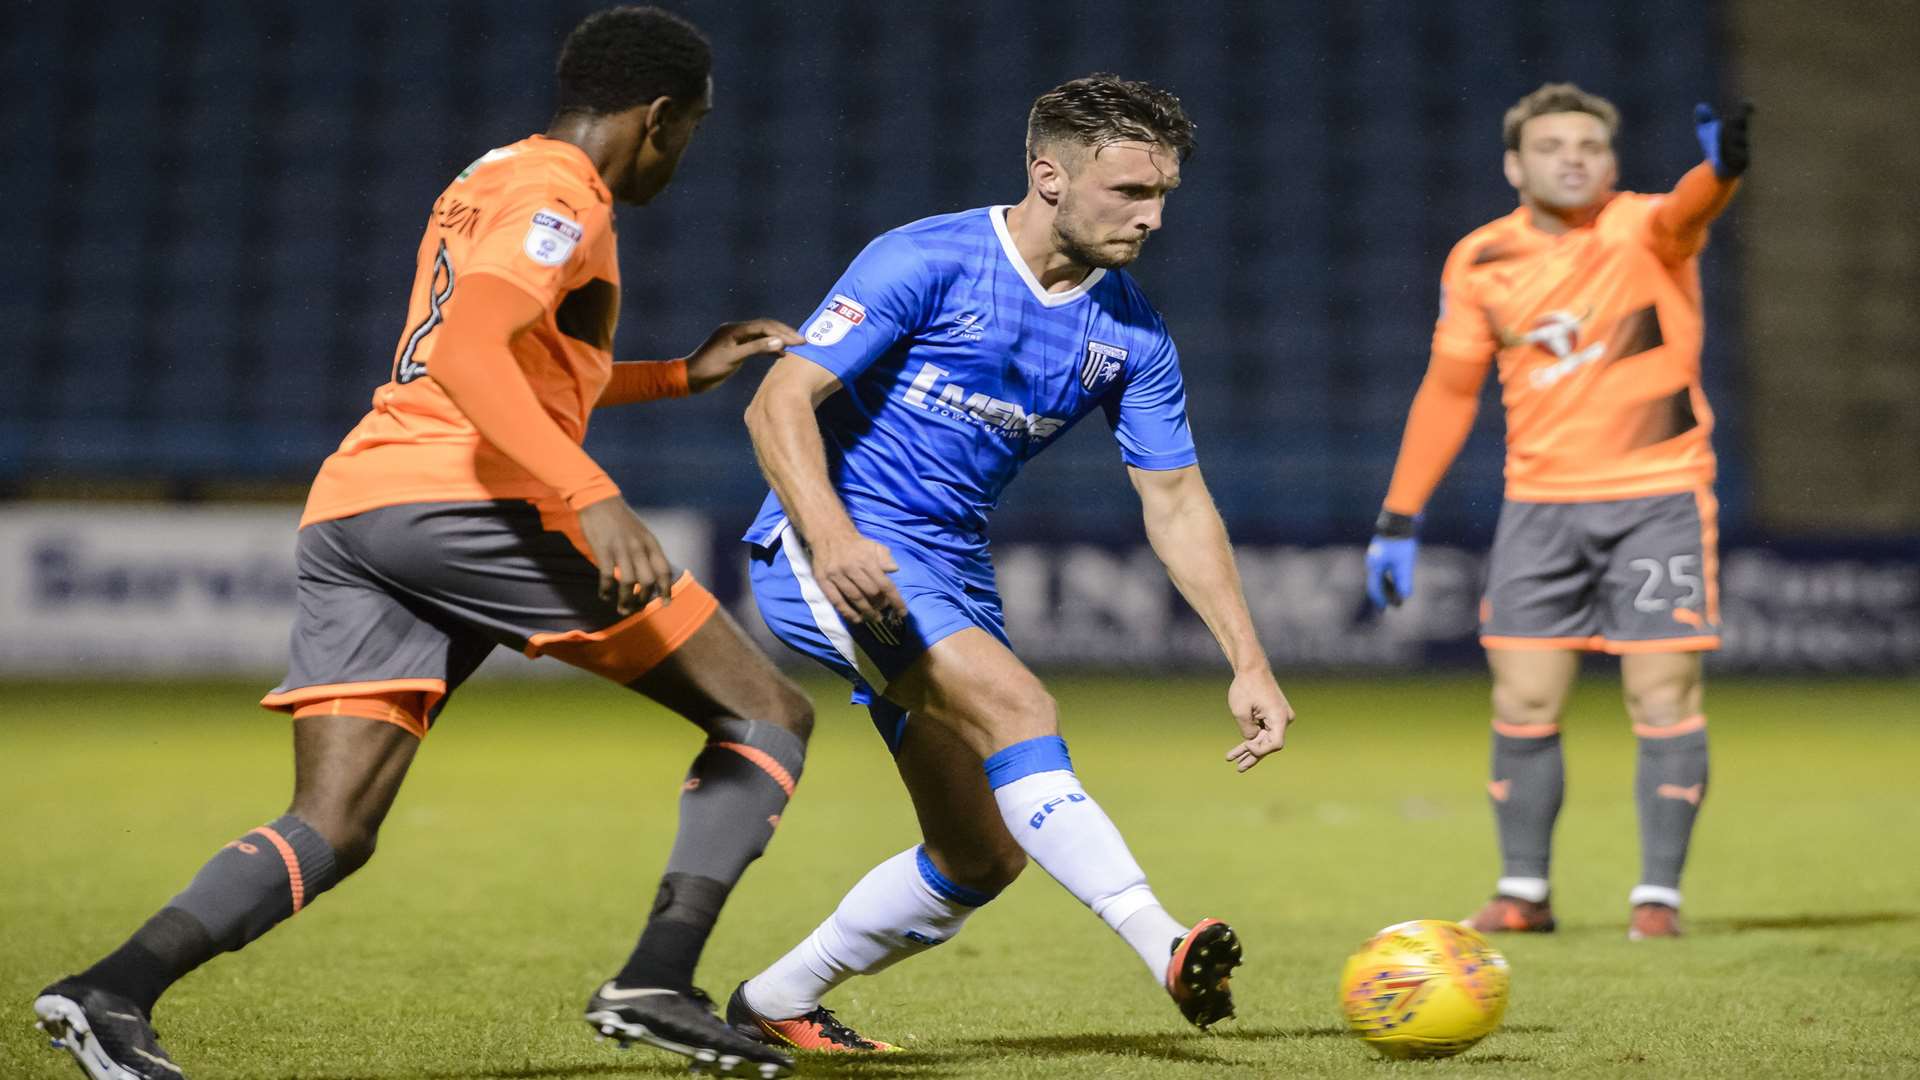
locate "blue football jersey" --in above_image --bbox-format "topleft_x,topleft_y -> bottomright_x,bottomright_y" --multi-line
744,206 -> 1196,584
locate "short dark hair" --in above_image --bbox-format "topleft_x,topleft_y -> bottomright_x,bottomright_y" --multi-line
1503,82 -> 1619,151
554,6 -> 711,117
1026,74 -> 1196,165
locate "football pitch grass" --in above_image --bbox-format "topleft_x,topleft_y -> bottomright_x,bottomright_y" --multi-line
2,674 -> 1916,1079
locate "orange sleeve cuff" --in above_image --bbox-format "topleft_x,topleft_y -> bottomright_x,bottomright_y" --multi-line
597,359 -> 690,408
1382,353 -> 1487,516
1649,163 -> 1739,263
429,273 -> 620,509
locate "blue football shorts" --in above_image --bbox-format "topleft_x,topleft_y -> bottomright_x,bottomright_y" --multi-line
747,520 -> 1007,751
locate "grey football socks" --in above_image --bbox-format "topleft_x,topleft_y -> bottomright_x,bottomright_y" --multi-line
1632,717 -> 1708,908
1488,722 -> 1564,900
617,718 -> 805,991
78,814 -> 341,1012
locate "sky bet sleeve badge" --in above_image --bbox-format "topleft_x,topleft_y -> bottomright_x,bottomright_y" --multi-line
523,208 -> 583,267
806,295 -> 868,346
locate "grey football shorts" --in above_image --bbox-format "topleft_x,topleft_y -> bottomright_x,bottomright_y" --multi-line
260,501 -> 716,733
1480,488 -> 1720,654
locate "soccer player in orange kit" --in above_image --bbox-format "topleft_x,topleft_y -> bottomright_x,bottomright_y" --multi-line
34,9 -> 806,1079
1366,84 -> 1750,940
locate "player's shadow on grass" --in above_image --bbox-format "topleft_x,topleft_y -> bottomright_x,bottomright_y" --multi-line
1214,1023 -> 1555,1042
282,1025 -> 1569,1079
291,1065 -> 670,1080
955,1031 -> 1233,1065
1697,911 -> 1918,932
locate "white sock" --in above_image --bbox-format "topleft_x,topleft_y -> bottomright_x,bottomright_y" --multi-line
741,846 -> 987,1020
1630,884 -> 1682,909
1497,876 -> 1551,903
1116,902 -> 1188,978
986,735 -> 1184,979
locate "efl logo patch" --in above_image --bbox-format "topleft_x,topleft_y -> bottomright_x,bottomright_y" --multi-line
1080,341 -> 1127,392
523,209 -> 584,266
805,294 -> 867,346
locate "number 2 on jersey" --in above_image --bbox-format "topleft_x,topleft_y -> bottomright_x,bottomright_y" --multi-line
395,241 -> 455,385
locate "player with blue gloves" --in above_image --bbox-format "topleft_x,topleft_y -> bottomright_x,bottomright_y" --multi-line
1370,84 -> 1750,942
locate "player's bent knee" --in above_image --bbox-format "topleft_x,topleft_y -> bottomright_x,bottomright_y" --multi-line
285,810 -> 378,877
1001,685 -> 1059,739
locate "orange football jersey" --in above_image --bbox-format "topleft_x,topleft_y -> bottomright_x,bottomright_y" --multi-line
1432,191 -> 1716,502
301,135 -> 620,526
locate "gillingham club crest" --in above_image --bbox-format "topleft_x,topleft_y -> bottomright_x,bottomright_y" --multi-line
1081,341 -> 1127,392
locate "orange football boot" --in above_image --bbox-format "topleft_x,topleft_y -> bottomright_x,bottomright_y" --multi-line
1463,895 -> 1557,933
725,983 -> 899,1053
1165,918 -> 1243,1029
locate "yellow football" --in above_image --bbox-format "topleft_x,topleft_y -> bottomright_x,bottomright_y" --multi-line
1338,919 -> 1510,1059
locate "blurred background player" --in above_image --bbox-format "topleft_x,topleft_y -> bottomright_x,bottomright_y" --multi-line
728,74 -> 1294,1053
32,8 -> 810,1079
1365,83 -> 1752,940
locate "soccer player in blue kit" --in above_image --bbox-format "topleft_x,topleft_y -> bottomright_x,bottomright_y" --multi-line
725,75 -> 1296,1052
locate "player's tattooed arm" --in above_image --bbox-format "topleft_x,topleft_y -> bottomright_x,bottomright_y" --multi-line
1129,464 -> 1295,772
745,354 -> 907,626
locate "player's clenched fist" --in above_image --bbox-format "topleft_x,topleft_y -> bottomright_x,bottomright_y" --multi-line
685,319 -> 805,393
810,532 -> 907,628
577,495 -> 677,614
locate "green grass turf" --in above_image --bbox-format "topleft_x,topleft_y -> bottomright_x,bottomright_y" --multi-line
3,674 -> 1917,1079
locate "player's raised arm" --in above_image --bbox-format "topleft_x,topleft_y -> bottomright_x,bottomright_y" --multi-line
596,319 -> 801,407
428,272 -> 674,613
1128,463 -> 1295,772
1646,101 -> 1751,265
1366,253 -> 1497,609
744,353 -> 906,626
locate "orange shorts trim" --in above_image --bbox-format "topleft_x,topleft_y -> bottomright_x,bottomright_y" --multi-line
1634,714 -> 1707,739
1600,635 -> 1721,655
288,692 -> 431,740
524,571 -> 718,683
1480,634 -> 1604,651
1480,634 -> 1720,655
261,678 -> 448,731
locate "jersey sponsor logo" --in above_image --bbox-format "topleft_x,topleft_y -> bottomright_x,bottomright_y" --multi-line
1504,308 -> 1605,389
804,294 -> 867,346
901,362 -> 1067,440
1080,341 -> 1127,392
523,209 -> 583,266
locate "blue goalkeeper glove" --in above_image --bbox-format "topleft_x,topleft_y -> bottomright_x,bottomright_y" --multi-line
1365,510 -> 1420,610
1693,100 -> 1753,179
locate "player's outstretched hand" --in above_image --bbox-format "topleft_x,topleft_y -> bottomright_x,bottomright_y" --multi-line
1693,100 -> 1753,180
686,319 -> 804,393
1224,666 -> 1294,773
810,532 -> 908,629
577,495 -> 677,614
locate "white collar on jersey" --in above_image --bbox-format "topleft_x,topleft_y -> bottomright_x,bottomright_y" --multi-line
989,205 -> 1107,308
